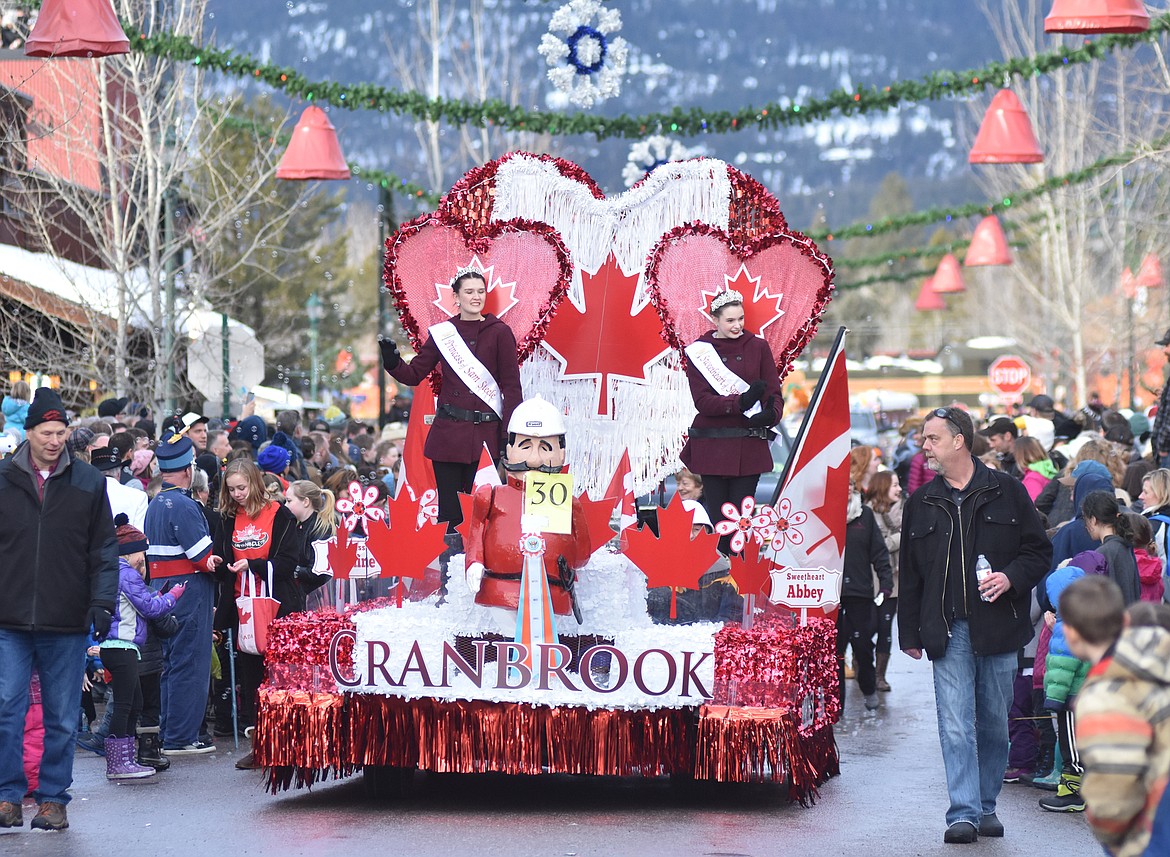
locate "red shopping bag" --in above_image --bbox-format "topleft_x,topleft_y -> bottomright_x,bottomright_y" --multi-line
236,563 -> 281,656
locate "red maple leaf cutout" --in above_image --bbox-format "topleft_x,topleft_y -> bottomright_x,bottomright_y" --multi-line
238,608 -> 252,625
702,264 -> 784,338
809,458 -> 851,557
364,517 -> 447,579
542,253 -> 670,416
327,525 -> 360,580
371,492 -> 450,579
431,257 -> 520,319
729,542 -> 773,600
624,496 -> 720,619
454,491 -> 475,550
580,490 -> 618,553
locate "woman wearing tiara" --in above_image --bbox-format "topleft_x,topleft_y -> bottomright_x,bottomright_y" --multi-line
380,268 -> 523,534
679,289 -> 782,555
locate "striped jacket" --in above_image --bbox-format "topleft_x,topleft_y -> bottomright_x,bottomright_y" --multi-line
144,482 -> 215,578
1076,625 -> 1170,857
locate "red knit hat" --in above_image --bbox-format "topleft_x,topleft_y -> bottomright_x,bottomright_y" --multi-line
114,513 -> 148,555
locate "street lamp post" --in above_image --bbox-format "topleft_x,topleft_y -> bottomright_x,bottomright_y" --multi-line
306,292 -> 324,401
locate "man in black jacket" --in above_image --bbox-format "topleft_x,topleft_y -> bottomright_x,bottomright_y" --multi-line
0,388 -> 118,832
899,406 -> 1051,846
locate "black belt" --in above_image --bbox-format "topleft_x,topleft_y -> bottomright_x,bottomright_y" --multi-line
688,426 -> 771,440
484,569 -> 567,589
436,403 -> 500,424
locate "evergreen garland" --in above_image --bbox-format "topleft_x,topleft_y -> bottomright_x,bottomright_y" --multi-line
125,14 -> 1170,141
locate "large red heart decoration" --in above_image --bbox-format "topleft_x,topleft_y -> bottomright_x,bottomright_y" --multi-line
646,223 -> 835,378
383,213 -> 572,361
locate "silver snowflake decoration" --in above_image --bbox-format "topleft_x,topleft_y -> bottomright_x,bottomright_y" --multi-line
538,0 -> 629,109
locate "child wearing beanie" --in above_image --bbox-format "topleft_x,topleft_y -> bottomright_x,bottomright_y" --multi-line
99,515 -> 185,781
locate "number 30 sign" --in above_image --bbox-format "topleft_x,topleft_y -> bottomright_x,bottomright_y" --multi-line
523,473 -> 573,534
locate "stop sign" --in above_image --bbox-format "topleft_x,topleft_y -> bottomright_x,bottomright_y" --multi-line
988,354 -> 1031,396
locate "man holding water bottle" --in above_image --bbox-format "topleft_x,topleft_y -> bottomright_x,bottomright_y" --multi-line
899,406 -> 1051,845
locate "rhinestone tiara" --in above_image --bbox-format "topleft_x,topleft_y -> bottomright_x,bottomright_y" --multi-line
709,289 -> 743,313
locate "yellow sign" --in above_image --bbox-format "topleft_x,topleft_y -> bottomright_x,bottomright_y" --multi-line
523,472 -> 573,534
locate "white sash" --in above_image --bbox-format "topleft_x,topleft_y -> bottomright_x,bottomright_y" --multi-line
430,321 -> 503,417
684,340 -> 762,417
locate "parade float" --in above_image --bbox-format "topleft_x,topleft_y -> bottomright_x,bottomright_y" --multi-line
255,152 -> 850,804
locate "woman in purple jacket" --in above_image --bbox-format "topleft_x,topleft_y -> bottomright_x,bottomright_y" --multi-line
380,270 -> 523,531
100,516 -> 182,780
679,289 -> 782,554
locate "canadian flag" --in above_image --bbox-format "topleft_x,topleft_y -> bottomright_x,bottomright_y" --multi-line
603,448 -> 637,534
766,326 -> 851,614
472,442 -> 502,489
399,378 -> 437,502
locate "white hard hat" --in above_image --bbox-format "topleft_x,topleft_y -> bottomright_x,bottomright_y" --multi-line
681,498 -> 712,529
507,396 -> 566,437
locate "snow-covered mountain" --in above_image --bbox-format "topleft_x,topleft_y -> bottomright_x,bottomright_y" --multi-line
203,0 -> 1002,227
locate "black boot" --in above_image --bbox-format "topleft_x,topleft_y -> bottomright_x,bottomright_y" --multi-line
137,726 -> 170,772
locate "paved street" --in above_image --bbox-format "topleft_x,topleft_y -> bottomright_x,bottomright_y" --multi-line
4,654 -> 1099,856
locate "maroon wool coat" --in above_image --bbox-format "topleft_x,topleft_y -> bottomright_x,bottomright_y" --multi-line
387,315 -> 523,464
679,330 -> 782,477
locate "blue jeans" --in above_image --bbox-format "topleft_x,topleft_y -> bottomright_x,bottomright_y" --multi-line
0,629 -> 87,805
160,572 -> 214,749
931,619 -> 1016,827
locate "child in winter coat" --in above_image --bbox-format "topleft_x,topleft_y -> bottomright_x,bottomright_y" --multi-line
1038,549 -> 1110,811
100,515 -> 184,781
1126,513 -> 1166,603
1,379 -> 30,440
1063,577 -> 1170,857
1044,564 -> 1089,712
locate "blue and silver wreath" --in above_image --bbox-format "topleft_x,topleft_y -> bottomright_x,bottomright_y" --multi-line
538,0 -> 629,109
622,135 -> 701,187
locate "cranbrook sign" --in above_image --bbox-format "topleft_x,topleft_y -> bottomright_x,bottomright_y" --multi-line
327,629 -> 718,709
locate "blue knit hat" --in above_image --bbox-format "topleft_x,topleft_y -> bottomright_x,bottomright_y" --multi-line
156,430 -> 195,472
230,415 -> 267,450
257,444 -> 290,475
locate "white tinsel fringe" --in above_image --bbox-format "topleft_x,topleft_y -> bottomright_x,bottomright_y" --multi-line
493,154 -> 732,305
521,349 -> 694,498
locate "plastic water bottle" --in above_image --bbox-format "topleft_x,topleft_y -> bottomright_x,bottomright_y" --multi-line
975,554 -> 993,601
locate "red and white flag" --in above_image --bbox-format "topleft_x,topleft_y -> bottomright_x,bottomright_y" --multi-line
472,442 -> 502,489
603,448 -> 637,533
766,327 -> 851,605
398,379 -> 437,502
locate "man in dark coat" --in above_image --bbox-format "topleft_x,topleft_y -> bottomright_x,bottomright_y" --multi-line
899,406 -> 1051,845
0,388 -> 118,831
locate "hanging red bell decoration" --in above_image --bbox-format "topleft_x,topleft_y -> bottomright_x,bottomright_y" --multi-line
968,90 -> 1044,164
1044,0 -> 1150,34
1136,253 -> 1164,289
915,277 -> 946,311
964,216 -> 1013,266
276,106 -> 351,181
1120,266 -> 1137,299
931,254 -> 966,294
25,0 -> 130,58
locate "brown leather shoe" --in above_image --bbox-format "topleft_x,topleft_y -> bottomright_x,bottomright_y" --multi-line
30,801 -> 68,831
0,800 -> 22,827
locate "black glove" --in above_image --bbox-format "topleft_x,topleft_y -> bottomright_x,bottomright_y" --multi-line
746,397 -> 776,428
379,337 -> 401,371
87,605 -> 112,641
738,380 -> 766,411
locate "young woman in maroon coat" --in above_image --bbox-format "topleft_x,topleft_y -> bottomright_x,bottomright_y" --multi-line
380,271 -> 523,530
679,290 -> 782,554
